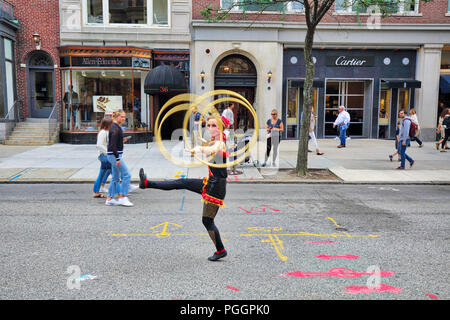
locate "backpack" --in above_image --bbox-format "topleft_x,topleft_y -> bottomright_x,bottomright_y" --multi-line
405,118 -> 417,138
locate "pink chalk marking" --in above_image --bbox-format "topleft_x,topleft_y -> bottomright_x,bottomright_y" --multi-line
237,206 -> 252,214
344,284 -> 402,295
226,286 -> 240,292
260,205 -> 280,212
237,205 -> 281,214
305,241 -> 340,244
289,205 -> 295,209
425,294 -> 439,300
316,254 -> 360,260
280,268 -> 395,279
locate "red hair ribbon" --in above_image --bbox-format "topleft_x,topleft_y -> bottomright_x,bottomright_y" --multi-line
221,116 -> 231,128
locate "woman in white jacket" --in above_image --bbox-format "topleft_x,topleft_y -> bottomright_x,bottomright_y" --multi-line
409,109 -> 423,147
93,118 -> 112,198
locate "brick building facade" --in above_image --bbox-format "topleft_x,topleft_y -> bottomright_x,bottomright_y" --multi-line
191,0 -> 450,141
9,0 -> 61,120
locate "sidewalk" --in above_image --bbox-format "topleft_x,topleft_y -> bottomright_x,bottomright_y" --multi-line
1,138 -> 450,184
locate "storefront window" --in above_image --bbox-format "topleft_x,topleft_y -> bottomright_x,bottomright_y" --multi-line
378,89 -> 391,139
62,70 -> 144,131
87,0 -> 103,23
287,81 -> 299,139
109,0 -> 147,24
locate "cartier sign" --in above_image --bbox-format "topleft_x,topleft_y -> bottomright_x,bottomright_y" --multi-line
326,56 -> 374,67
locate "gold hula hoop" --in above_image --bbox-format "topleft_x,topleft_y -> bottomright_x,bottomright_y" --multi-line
155,90 -> 258,168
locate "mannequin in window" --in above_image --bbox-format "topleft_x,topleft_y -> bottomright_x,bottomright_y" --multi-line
63,85 -> 79,129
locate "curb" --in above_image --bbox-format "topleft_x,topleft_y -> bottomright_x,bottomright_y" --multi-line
3,179 -> 450,185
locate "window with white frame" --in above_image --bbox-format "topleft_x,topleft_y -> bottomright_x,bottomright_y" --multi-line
220,0 -> 302,12
84,0 -> 169,26
398,0 -> 419,14
335,0 -> 367,13
335,0 -> 418,14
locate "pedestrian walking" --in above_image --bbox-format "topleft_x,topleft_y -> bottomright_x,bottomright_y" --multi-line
389,121 -> 401,162
222,103 -> 235,142
309,107 -> 323,155
139,115 -> 230,261
397,109 -> 415,170
438,108 -> 450,152
333,106 -> 350,148
409,109 -> 423,147
262,109 -> 284,167
436,108 -> 449,151
93,118 -> 112,198
105,110 -> 133,207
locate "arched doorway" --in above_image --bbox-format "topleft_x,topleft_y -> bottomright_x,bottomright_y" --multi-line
27,51 -> 55,118
214,54 -> 257,131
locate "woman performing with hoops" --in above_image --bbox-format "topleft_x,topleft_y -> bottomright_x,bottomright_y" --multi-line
139,115 -> 230,261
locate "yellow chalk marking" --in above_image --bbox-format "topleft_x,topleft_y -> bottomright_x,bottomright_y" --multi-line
108,218 -> 379,262
149,222 -> 182,238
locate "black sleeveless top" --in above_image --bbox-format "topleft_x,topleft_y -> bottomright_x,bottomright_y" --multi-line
208,146 -> 228,179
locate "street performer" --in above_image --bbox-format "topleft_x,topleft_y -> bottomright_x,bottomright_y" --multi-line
139,115 -> 230,261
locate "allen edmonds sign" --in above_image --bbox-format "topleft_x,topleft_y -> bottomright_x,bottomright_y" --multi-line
326,56 -> 375,67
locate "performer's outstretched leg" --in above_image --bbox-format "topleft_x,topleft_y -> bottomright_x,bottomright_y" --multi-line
202,202 -> 227,261
139,168 -> 203,195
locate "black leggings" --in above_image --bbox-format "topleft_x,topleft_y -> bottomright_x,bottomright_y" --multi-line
442,130 -> 450,149
145,178 -> 224,252
411,135 -> 422,146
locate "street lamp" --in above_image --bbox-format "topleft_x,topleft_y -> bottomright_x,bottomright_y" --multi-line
200,70 -> 206,83
32,33 -> 41,49
267,71 -> 273,83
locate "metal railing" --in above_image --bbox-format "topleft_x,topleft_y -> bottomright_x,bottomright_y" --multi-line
48,101 -> 61,143
1,100 -> 22,142
0,0 -> 14,20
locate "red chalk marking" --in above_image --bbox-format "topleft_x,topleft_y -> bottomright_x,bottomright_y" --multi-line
305,241 -> 340,244
260,205 -> 280,212
237,205 -> 281,214
344,284 -> 402,295
316,254 -> 360,260
226,286 -> 240,292
237,206 -> 252,214
425,294 -> 439,300
289,205 -> 294,209
280,268 -> 395,279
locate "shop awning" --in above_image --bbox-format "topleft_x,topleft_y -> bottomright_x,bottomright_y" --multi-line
290,79 -> 324,88
144,64 -> 187,95
440,75 -> 450,94
381,79 -> 421,89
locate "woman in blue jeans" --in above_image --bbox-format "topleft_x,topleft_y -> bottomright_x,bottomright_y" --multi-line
93,118 -> 112,198
106,110 -> 133,207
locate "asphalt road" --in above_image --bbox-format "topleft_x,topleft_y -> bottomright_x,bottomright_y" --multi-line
0,183 -> 449,301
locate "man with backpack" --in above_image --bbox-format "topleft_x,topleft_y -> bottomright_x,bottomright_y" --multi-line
397,109 -> 415,170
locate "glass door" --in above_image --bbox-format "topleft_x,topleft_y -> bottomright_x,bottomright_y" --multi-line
30,70 -> 54,118
325,80 -> 365,137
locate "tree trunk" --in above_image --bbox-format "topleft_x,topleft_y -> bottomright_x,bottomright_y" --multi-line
296,26 -> 315,176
